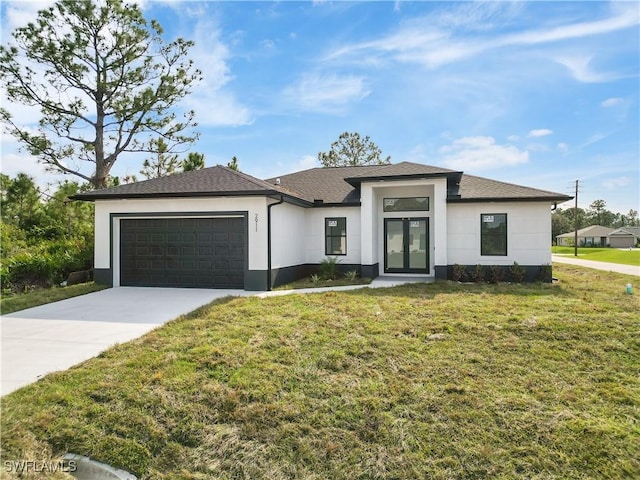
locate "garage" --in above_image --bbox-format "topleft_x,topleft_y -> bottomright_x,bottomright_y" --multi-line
120,217 -> 245,288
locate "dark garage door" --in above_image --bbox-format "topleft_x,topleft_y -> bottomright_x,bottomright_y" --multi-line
120,217 -> 245,288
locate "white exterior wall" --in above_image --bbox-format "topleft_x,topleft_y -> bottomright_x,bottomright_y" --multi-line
304,207 -> 362,264
360,178 -> 447,275
94,197 -> 269,286
270,202 -> 307,269
447,202 -> 552,265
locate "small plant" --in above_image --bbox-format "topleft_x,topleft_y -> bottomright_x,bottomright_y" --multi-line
318,256 -> 340,280
471,264 -> 485,283
488,265 -> 504,284
310,273 -> 320,284
452,264 -> 466,282
510,262 -> 526,283
344,270 -> 359,282
538,263 -> 552,282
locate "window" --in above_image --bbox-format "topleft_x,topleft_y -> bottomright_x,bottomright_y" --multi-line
325,217 -> 347,255
481,214 -> 507,256
383,197 -> 429,212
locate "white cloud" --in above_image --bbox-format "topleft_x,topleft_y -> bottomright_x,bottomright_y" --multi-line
601,97 -> 623,108
507,135 -> 520,142
282,73 -> 371,113
581,132 -> 610,148
2,1 -> 54,36
439,136 -> 528,170
602,177 -> 631,190
557,142 -> 569,153
0,152 -> 68,188
181,19 -> 253,126
326,4 -> 639,70
528,129 -> 553,137
554,55 -> 620,83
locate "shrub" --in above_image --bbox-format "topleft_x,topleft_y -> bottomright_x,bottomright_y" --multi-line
538,263 -> 552,282
0,237 -> 93,293
310,274 -> 320,284
318,257 -> 340,280
471,264 -> 485,283
344,270 -> 359,282
509,262 -> 526,283
452,264 -> 466,282
488,265 -> 504,284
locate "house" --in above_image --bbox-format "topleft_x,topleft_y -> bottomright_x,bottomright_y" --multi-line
607,226 -> 640,248
556,225 -> 615,247
72,162 -> 572,290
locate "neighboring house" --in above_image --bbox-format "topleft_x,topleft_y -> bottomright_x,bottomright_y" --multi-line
556,225 -> 615,247
73,162 -> 572,290
608,226 -> 640,248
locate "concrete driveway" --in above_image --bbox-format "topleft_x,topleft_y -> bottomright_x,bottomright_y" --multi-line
1,287 -> 250,396
552,255 -> 640,276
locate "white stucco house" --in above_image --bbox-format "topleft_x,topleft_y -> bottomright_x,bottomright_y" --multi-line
556,225 -> 615,247
73,162 -> 572,290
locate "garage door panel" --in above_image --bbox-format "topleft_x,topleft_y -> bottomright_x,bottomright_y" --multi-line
120,217 -> 245,288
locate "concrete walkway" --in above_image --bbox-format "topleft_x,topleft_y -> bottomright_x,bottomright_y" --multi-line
1,287 -> 250,396
256,275 -> 433,298
552,255 -> 640,276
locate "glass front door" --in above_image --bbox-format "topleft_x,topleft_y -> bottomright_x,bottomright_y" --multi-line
384,218 -> 429,273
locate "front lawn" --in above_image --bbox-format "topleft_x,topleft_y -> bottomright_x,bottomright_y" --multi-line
1,264 -> 638,479
0,282 -> 108,315
552,246 -> 640,266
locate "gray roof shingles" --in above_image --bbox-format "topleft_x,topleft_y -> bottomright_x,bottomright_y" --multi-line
73,161 -> 571,204
72,165 -> 301,200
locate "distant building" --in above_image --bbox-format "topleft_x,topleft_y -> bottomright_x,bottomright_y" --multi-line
607,226 -> 640,248
556,225 -> 615,247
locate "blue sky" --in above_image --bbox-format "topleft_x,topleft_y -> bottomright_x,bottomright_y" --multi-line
1,1 -> 639,214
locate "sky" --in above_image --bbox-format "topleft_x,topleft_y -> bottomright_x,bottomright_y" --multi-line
1,1 -> 639,214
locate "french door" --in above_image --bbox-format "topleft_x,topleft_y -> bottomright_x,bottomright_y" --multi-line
384,218 -> 429,273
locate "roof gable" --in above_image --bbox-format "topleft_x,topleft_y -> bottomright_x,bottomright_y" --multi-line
609,226 -> 640,236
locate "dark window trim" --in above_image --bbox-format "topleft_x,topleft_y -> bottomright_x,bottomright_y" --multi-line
480,213 -> 507,256
383,197 -> 430,212
325,217 -> 347,256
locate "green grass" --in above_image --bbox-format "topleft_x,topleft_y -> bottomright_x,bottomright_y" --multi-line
552,246 -> 640,266
0,282 -> 108,315
1,265 -> 639,479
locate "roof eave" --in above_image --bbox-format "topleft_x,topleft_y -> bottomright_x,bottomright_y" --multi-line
447,195 -> 574,203
345,171 -> 459,188
71,190 -> 313,206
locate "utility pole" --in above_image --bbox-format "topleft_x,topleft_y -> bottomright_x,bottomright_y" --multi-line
574,180 -> 579,257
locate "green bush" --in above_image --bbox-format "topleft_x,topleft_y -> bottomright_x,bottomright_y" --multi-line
487,265 -> 504,284
452,264 -> 466,282
510,262 -> 526,283
0,237 -> 93,293
344,270 -> 359,281
471,264 -> 485,283
318,257 -> 340,280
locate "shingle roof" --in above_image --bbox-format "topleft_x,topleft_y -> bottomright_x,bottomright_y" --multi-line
556,225 -> 616,238
609,226 -> 640,237
73,161 -> 572,205
72,165 -> 304,202
267,165 -> 380,204
454,174 -> 572,202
